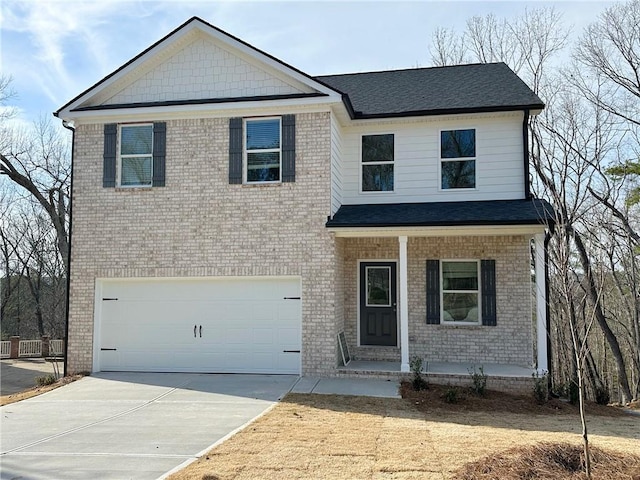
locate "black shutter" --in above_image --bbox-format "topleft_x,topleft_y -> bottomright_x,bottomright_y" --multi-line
152,122 -> 166,187
103,124 -> 117,188
281,114 -> 296,182
426,259 -> 440,324
229,117 -> 243,184
481,259 -> 497,326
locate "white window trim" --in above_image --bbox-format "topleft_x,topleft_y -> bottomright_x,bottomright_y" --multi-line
440,259 -> 481,326
117,123 -> 154,188
359,133 -> 395,194
244,116 -> 282,184
438,128 -> 478,192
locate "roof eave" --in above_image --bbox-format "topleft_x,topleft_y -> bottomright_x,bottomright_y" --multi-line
349,103 -> 545,120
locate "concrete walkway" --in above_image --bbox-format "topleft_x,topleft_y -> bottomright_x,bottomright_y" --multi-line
0,372 -> 399,480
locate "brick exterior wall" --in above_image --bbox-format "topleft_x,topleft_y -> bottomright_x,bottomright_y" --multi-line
343,235 -> 534,367
67,112 -> 340,375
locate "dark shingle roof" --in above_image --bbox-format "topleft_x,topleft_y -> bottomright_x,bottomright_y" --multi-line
315,63 -> 544,119
325,199 -> 554,228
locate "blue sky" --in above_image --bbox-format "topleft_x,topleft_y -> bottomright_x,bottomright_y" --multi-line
1,0 -> 614,127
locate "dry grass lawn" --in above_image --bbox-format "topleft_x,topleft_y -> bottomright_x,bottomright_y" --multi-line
168,388 -> 640,480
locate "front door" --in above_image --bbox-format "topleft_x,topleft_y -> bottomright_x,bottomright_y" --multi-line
360,262 -> 397,346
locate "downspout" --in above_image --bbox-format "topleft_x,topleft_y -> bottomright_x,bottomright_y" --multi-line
544,231 -> 552,389
61,120 -> 75,377
522,109 -> 531,200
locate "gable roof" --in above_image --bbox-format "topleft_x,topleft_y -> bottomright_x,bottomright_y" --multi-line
55,16 -> 341,119
55,18 -> 543,121
315,63 -> 544,119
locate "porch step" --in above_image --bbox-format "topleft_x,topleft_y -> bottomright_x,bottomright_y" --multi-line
350,346 -> 401,363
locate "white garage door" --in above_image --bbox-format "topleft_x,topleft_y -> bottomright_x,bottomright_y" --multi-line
96,277 -> 301,374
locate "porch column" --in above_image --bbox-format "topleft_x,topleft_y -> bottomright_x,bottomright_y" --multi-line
535,233 -> 548,373
399,236 -> 410,372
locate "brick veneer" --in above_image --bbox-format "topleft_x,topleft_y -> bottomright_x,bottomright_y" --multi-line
343,235 -> 534,367
67,112 -> 341,375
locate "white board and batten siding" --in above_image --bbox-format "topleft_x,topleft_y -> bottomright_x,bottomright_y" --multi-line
94,277 -> 301,374
337,112 -> 526,205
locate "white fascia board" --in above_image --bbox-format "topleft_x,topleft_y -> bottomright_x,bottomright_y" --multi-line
328,224 -> 546,238
197,22 -> 340,98
57,24 -> 200,118
61,96 -> 341,124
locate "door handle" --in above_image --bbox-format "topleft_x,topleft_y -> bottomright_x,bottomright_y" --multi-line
194,325 -> 197,338
199,325 -> 202,338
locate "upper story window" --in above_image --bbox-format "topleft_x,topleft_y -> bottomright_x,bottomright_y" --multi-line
119,124 -> 153,187
361,134 -> 394,192
245,118 -> 281,183
440,129 -> 476,189
441,260 -> 479,324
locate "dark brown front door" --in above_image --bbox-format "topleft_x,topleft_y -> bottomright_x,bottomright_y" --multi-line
360,262 -> 397,346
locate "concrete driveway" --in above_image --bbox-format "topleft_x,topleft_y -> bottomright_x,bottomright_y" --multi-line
0,372 -> 297,480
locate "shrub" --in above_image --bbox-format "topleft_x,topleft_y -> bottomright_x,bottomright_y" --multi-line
443,385 -> 460,404
410,355 -> 428,391
468,366 -> 487,396
35,374 -> 57,386
532,370 -> 548,404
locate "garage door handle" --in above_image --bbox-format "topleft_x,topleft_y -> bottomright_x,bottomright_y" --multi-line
283,350 -> 301,353
194,325 -> 197,338
199,325 -> 202,337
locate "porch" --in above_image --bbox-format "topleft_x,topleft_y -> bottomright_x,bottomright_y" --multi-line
336,360 -> 536,395
327,199 -> 554,379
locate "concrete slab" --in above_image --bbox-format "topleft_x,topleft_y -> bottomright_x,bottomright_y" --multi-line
0,373 -> 297,480
293,376 -> 400,398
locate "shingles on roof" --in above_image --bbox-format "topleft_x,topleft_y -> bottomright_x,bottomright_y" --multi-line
315,63 -> 544,119
325,199 -> 555,228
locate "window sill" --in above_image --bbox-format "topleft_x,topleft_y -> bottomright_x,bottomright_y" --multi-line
435,323 -> 483,329
114,186 -> 154,192
241,182 -> 283,188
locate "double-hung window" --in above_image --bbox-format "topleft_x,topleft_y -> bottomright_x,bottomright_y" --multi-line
441,260 -> 480,324
119,124 -> 153,187
440,129 -> 476,189
361,134 -> 394,192
245,118 -> 281,183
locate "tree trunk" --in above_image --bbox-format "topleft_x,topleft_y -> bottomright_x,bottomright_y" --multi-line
572,229 -> 633,403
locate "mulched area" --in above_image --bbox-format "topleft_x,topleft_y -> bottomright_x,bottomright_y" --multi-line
399,381 -> 628,417
452,442 -> 640,480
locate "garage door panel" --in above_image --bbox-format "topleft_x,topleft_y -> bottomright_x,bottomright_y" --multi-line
99,277 -> 301,374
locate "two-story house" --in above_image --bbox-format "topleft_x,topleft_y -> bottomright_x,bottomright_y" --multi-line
55,17 -> 554,392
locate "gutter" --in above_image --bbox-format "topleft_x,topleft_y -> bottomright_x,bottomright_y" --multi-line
61,120 -> 75,377
544,231 -> 552,387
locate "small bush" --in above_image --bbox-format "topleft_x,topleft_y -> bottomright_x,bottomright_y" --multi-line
532,371 -> 548,404
410,356 -> 428,391
35,374 -> 57,386
468,366 -> 487,396
443,385 -> 461,404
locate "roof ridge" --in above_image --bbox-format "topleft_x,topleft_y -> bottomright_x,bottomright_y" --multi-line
314,62 -> 507,79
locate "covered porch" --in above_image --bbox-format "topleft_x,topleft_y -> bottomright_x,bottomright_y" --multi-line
327,199 -> 555,388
